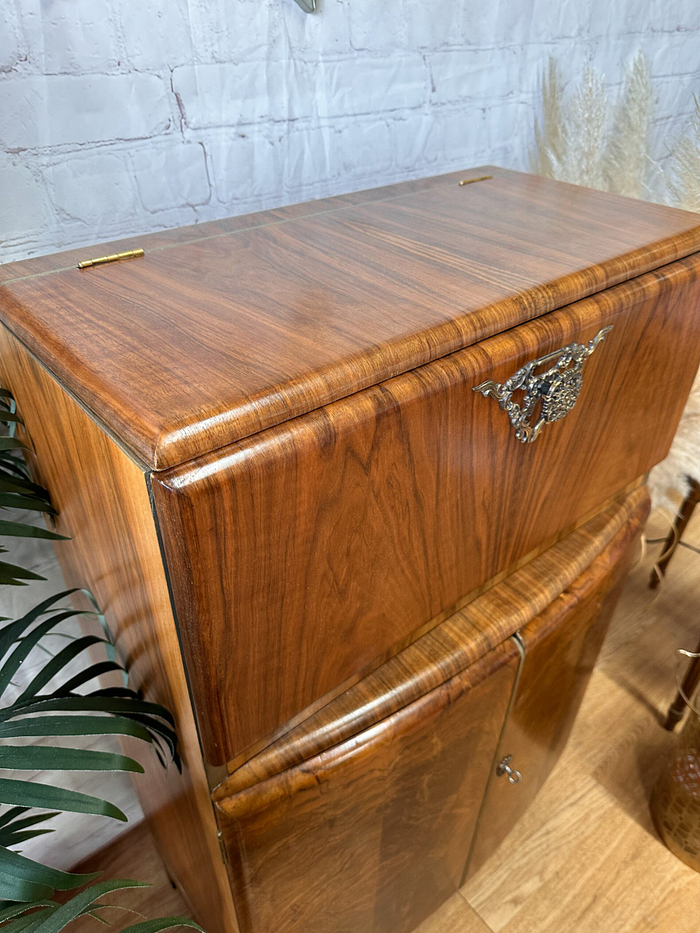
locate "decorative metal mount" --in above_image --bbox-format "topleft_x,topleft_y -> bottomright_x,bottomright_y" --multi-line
294,0 -> 316,11
473,325 -> 613,444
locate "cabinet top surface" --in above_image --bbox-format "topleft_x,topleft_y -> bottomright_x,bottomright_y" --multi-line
2,165 -> 700,470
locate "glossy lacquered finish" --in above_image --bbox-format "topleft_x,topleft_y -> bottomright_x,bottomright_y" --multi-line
1,167 -> 699,933
216,644 -> 519,933
154,258 -> 700,765
2,167 -> 700,468
0,326 -> 238,933
213,489 -> 648,933
218,485 -> 649,795
466,489 -> 648,877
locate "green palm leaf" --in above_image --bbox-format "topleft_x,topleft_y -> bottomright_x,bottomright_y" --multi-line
0,610 -> 102,699
0,457 -> 32,481
0,562 -> 46,586
0,522 -> 68,542
0,870 -> 52,903
0,385 -> 186,931
0,807 -> 31,828
0,830 -> 54,845
3,695 -> 175,724
0,747 -> 144,774
0,590 -> 82,657
55,660 -> 126,696
0,440 -> 28,454
0,780 -> 127,822
0,900 -> 55,923
0,477 -> 51,500
0,811 -> 58,847
120,918 -> 203,933
0,717 -> 154,743
15,635 -> 112,701
0,495 -> 56,515
0,808 -> 55,829
0,845 -> 97,891
21,879 -> 149,933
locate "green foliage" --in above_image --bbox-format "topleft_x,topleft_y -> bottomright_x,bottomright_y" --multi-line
0,389 -> 200,932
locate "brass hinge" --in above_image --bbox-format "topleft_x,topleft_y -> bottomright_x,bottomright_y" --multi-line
78,248 -> 144,269
217,830 -> 229,866
458,175 -> 493,186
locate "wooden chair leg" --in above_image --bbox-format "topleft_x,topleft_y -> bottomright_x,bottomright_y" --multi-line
665,639 -> 700,730
650,476 -> 700,590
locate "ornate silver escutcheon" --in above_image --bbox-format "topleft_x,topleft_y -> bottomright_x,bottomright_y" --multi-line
472,326 -> 613,444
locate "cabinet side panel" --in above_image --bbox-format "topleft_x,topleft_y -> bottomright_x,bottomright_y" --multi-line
0,325 -> 238,933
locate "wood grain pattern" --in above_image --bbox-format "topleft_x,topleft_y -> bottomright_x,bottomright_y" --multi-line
0,326 -> 238,933
413,895 -> 493,933
2,167 -> 700,468
154,258 -> 700,764
213,488 -> 647,933
462,512 -> 700,933
215,641 -> 519,933
215,486 -> 650,794
0,169 -> 476,286
68,510 -> 700,933
465,487 -> 648,877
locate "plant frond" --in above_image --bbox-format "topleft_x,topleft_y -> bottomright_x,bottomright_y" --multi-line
0,780 -> 127,823
667,96 -> 700,213
0,495 -> 56,516
0,563 -> 46,587
0,383 -> 183,932
0,717 -> 154,743
9,879 -> 149,933
0,522 -> 68,542
0,611 -> 102,700
530,58 -> 566,178
603,53 -> 653,198
15,636 -> 111,702
0,845 -> 97,893
0,746 -> 144,774
0,811 -> 58,848
561,65 -> 608,188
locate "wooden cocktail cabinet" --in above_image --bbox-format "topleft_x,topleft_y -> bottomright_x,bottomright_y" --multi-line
1,167 -> 699,933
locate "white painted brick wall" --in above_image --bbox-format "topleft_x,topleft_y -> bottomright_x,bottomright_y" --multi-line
1,0 -> 699,262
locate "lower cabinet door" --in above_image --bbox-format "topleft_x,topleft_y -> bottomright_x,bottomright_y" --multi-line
465,507 -> 641,878
214,488 -> 647,933
214,642 -> 519,933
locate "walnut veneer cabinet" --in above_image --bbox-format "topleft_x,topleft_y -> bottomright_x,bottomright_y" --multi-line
1,166 -> 700,933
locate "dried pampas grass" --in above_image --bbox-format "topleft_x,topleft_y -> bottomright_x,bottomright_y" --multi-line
531,60 -> 565,180
667,96 -> 700,213
531,55 -> 700,515
563,66 -> 608,189
603,53 -> 653,199
530,54 -> 654,197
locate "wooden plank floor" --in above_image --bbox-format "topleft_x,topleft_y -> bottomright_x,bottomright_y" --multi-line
73,508 -> 700,933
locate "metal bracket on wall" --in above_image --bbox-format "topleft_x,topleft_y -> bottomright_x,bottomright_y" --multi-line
294,0 -> 316,11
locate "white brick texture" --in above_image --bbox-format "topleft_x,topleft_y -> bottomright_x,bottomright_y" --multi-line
1,0 -> 699,262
